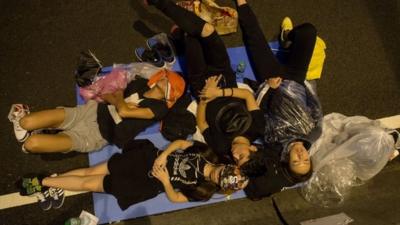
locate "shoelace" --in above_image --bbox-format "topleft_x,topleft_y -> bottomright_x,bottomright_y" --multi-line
48,188 -> 58,200
34,190 -> 50,202
49,187 -> 64,200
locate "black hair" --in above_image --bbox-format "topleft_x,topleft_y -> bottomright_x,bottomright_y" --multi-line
240,145 -> 267,177
179,141 -> 221,201
180,181 -> 219,202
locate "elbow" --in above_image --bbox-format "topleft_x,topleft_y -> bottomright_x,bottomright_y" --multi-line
117,108 -> 128,118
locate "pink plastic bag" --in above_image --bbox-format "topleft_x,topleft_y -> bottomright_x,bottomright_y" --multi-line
79,68 -> 128,102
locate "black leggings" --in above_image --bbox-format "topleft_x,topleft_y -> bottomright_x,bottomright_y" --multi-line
238,4 -> 317,84
152,0 -> 237,99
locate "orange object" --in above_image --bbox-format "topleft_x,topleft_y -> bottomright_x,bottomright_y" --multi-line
147,69 -> 186,108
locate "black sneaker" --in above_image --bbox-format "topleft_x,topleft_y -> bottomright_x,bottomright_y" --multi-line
37,190 -> 52,211
146,33 -> 176,67
135,47 -> 165,68
49,187 -> 65,209
390,129 -> 400,150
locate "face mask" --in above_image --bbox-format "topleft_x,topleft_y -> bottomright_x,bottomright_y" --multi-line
218,165 -> 249,191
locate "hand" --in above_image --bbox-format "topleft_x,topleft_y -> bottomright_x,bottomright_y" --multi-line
153,154 -> 167,171
152,165 -> 170,184
126,102 -> 139,109
267,77 -> 282,89
203,75 -> 222,89
199,86 -> 221,103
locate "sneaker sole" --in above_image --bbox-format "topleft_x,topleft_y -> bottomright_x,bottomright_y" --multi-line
17,131 -> 30,143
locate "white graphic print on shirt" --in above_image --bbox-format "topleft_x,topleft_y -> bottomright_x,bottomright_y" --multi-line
169,152 -> 202,185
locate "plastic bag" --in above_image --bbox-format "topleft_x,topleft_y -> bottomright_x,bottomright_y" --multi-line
263,80 -> 323,144
301,113 -> 394,207
176,0 -> 238,35
79,68 -> 128,102
79,63 -> 164,103
116,62 -> 164,82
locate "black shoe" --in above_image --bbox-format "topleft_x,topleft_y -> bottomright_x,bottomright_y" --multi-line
37,189 -> 52,211
146,33 -> 176,66
49,187 -> 65,209
135,47 -> 165,68
390,129 -> 400,150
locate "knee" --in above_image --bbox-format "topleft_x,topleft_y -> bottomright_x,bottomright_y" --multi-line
83,167 -> 98,176
23,135 -> 41,152
19,116 -> 34,131
82,177 -> 104,192
295,23 -> 317,39
201,23 -> 215,37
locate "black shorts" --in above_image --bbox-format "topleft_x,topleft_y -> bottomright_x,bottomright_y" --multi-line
103,139 -> 163,210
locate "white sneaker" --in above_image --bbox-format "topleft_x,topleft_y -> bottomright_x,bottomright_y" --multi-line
8,104 -> 30,142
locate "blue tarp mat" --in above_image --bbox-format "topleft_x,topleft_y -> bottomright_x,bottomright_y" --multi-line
76,41 -> 282,224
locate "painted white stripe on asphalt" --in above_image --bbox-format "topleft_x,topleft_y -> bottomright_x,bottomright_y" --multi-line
378,115 -> 400,129
0,115 -> 398,210
0,190 -> 88,210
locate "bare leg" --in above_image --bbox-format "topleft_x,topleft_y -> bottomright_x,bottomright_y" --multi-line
42,163 -> 109,192
20,108 -> 65,131
58,162 -> 109,177
24,133 -> 73,153
42,175 -> 105,192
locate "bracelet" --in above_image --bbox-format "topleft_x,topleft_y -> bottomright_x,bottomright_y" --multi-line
222,88 -> 225,97
230,88 -> 234,97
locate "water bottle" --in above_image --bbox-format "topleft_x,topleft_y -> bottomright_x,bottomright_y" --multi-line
235,61 -> 246,79
64,217 -> 81,225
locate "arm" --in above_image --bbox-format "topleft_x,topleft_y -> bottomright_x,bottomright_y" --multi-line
159,140 -> 193,158
153,140 -> 193,169
161,178 -> 189,203
151,166 -> 189,203
101,90 -> 155,119
196,100 -> 209,133
201,87 -> 260,111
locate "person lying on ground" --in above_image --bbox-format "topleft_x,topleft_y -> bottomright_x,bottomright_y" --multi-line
18,139 -> 249,210
145,0 -> 265,171
8,69 -> 185,154
229,0 -> 320,199
236,0 -> 323,154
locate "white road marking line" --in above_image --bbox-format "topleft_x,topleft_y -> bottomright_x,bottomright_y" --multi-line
378,115 -> 400,129
0,190 -> 88,210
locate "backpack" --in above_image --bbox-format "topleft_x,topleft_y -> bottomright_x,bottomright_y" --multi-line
161,94 -> 196,141
75,50 -> 103,87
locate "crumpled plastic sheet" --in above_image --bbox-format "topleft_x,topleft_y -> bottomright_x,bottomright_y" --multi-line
301,113 -> 394,207
264,80 -> 323,143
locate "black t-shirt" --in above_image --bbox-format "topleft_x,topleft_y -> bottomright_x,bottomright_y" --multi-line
97,77 -> 168,148
202,98 -> 265,162
244,150 -> 296,200
166,151 -> 207,191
